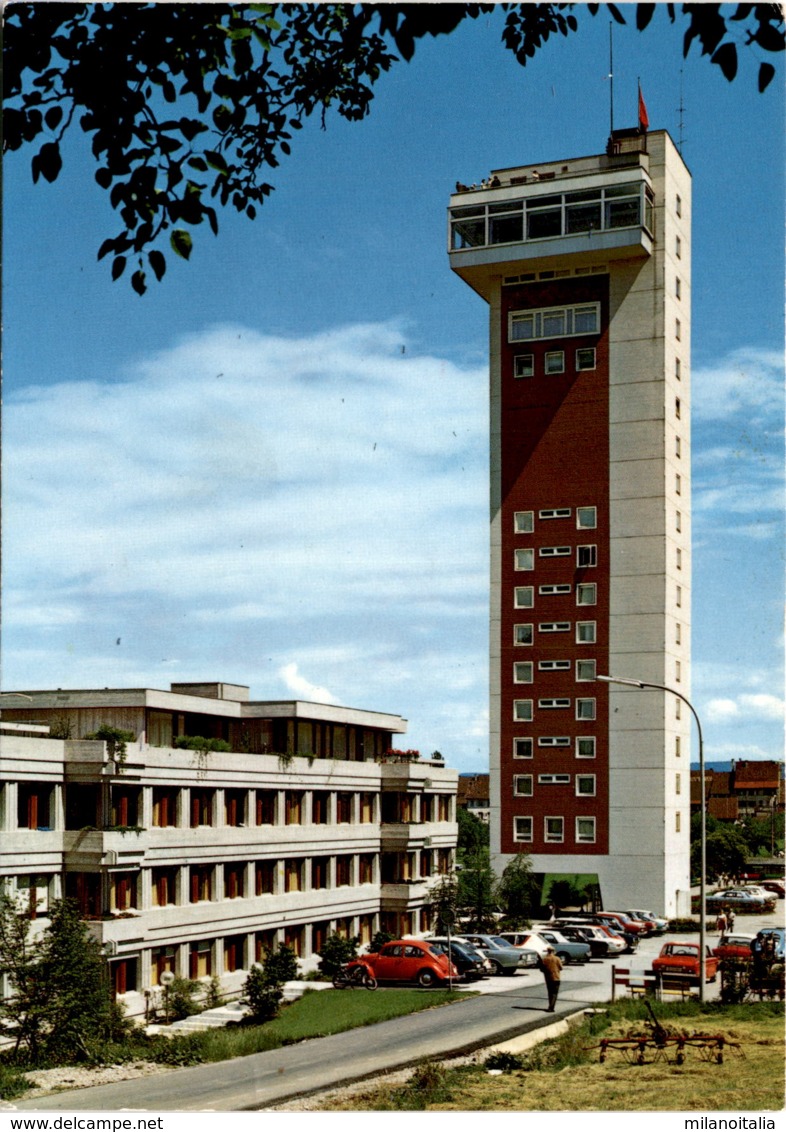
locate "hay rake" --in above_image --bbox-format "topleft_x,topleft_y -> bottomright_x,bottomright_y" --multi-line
589,1001 -> 745,1065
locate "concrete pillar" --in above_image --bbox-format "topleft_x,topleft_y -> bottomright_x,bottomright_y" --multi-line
140,786 -> 153,830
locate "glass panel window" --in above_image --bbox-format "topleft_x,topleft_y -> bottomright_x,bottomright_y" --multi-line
576,583 -> 596,606
539,659 -> 571,671
514,775 -> 533,797
576,660 -> 596,681
566,198 -> 601,234
514,662 -> 534,684
539,698 -> 571,709
542,310 -> 566,337
576,817 -> 596,843
539,584 -> 571,595
539,774 -> 571,785
539,736 -> 570,748
540,621 -> 570,633
513,699 -> 533,722
515,548 -> 534,571
514,354 -> 534,378
540,546 -> 571,558
489,211 -> 523,245
577,506 -> 597,529
576,774 -> 596,796
514,738 -> 533,759
576,347 -> 596,371
576,621 -> 596,643
576,698 -> 596,720
545,351 -> 565,375
544,817 -> 564,843
510,311 -> 536,340
514,623 -> 534,646
527,206 -> 562,240
539,507 -> 571,520
514,586 -> 534,608
513,816 -> 533,843
577,545 -> 597,567
574,305 -> 600,334
576,736 -> 596,758
514,511 -> 534,533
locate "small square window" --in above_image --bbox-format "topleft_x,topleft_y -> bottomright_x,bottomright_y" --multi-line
576,736 -> 596,758
514,354 -> 534,379
576,659 -> 596,682
514,775 -> 533,797
513,816 -> 533,843
576,583 -> 596,606
676,194 -> 682,217
514,738 -> 533,759
545,351 -> 565,375
514,699 -> 533,721
544,817 -> 564,843
676,548 -> 682,570
576,621 -> 596,644
675,473 -> 681,495
514,662 -> 533,684
576,347 -> 596,371
676,436 -> 681,458
514,586 -> 534,608
676,772 -> 681,795
675,319 -> 681,341
514,511 -> 534,534
676,511 -> 682,532
675,623 -> 682,645
576,698 -> 596,720
675,397 -> 681,419
576,506 -> 597,530
675,234 -> 682,258
676,811 -> 681,833
515,548 -> 534,571
676,586 -> 682,608
514,623 -> 534,646
577,545 -> 597,568
576,774 -> 596,797
675,735 -> 681,757
675,277 -> 681,300
576,817 -> 596,843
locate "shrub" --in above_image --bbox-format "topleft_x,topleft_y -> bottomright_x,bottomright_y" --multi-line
369,930 -> 395,953
205,975 -> 222,1009
318,933 -> 360,978
167,976 -> 201,1021
0,1064 -> 33,1100
84,725 -> 135,763
390,1060 -> 450,1109
145,1033 -> 207,1066
243,966 -> 284,1023
173,735 -> 231,753
263,944 -> 299,986
484,1050 -> 524,1071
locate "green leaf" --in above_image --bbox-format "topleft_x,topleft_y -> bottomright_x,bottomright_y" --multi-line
131,269 -> 147,295
170,229 -> 192,260
759,61 -> 777,92
111,256 -> 126,281
204,149 -> 228,173
712,42 -> 738,82
36,140 -> 62,183
148,249 -> 166,281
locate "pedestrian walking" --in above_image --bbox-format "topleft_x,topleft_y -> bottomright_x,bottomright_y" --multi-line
539,945 -> 563,1012
715,910 -> 727,937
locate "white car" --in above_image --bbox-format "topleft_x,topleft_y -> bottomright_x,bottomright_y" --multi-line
555,921 -> 626,956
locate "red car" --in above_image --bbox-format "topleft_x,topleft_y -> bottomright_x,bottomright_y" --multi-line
759,880 -> 785,899
712,933 -> 756,962
601,911 -> 649,935
350,940 -> 458,987
652,942 -> 719,982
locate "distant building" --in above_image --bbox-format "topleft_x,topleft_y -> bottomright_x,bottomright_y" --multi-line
691,760 -> 783,821
449,128 -> 692,916
1,682 -> 458,1018
457,773 -> 490,823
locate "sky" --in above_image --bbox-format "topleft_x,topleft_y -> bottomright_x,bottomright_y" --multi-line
2,5 -> 784,773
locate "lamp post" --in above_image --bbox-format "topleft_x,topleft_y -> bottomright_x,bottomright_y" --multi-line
597,673 -> 707,1003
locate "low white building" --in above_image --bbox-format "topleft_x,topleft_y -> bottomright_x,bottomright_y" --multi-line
0,682 -> 457,1019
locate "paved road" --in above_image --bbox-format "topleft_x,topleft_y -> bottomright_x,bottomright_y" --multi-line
10,905 -> 783,1112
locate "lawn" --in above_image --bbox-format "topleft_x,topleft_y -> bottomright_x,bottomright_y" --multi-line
315,1001 -> 785,1112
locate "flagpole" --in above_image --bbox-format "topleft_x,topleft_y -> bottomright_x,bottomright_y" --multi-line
609,22 -> 614,136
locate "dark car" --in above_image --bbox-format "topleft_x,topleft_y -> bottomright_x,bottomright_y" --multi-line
428,938 -> 489,981
712,933 -> 756,963
758,880 -> 785,899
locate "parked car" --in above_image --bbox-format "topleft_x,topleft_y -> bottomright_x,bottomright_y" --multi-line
518,929 -> 591,964
652,941 -> 719,983
534,923 -> 606,958
352,939 -> 457,987
425,938 -> 490,980
601,911 -> 650,935
624,909 -> 668,934
707,888 -> 775,913
758,880 -> 785,899
712,933 -> 756,962
456,933 -> 539,975
559,910 -> 640,950
555,921 -> 623,957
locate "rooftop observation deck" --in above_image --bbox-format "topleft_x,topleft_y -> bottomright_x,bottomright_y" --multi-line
448,133 -> 655,300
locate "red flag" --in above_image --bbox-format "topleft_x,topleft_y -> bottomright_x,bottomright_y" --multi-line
638,83 -> 649,132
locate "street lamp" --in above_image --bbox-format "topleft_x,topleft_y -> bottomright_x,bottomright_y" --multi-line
597,673 -> 707,1003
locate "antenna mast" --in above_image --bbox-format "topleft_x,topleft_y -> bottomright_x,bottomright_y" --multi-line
677,67 -> 685,153
609,22 -> 615,136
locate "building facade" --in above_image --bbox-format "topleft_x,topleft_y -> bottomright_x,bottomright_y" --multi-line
449,129 -> 692,916
1,682 -> 457,1017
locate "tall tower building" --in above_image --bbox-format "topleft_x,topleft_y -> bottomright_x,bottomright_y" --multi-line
449,129 -> 692,916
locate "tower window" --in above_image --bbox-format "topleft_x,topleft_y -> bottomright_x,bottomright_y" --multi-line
675,473 -> 681,495
576,775 -> 596,797
514,775 -> 533,797
539,736 -> 571,748
514,624 -> 534,646
545,351 -> 565,375
514,586 -> 534,608
576,621 -> 597,644
576,660 -> 596,682
676,357 -> 681,380
676,436 -> 681,458
577,506 -> 597,529
539,774 -> 571,785
539,622 -> 571,633
675,277 -> 681,300
513,816 -> 533,843
514,511 -> 534,534
515,549 -> 534,571
541,546 -> 571,558
514,738 -> 533,759
545,817 -> 564,843
576,347 -> 596,371
539,659 -> 571,671
539,508 -> 571,520
576,736 -> 596,758
576,698 -> 596,720
576,583 -> 597,606
538,698 -> 571,709
509,301 -> 600,342
676,194 -> 682,216
577,545 -> 597,567
514,662 -> 534,684
514,354 -> 534,378
675,319 -> 681,341
539,584 -> 571,595
514,699 -> 533,721
676,234 -> 682,258
576,817 -> 596,843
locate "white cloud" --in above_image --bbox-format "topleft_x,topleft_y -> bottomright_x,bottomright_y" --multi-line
693,347 -> 784,423
278,662 -> 338,705
703,694 -> 784,725
705,698 -> 740,723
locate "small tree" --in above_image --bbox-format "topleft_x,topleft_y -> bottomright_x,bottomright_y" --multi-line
262,943 -> 299,986
167,976 -> 201,1021
429,874 -> 459,935
242,965 -> 283,1023
318,933 -> 359,978
369,930 -> 395,953
84,724 -> 135,765
0,894 -> 50,1059
495,854 -> 537,925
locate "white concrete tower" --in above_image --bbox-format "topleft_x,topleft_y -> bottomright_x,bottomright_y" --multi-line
448,129 -> 692,916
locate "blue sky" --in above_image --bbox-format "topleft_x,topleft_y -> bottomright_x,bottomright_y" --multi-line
3,7 -> 784,772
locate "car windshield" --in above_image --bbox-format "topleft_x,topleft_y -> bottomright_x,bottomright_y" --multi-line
487,936 -> 512,948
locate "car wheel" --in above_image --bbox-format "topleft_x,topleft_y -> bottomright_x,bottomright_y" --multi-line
490,959 -> 505,976
417,968 -> 438,988
556,951 -> 570,963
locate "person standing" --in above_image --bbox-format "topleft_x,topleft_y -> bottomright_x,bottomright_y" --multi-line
726,907 -> 736,932
539,946 -> 563,1012
715,910 -> 727,937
